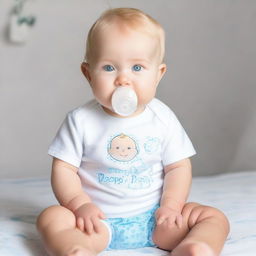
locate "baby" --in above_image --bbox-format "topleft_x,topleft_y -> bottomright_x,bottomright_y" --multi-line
37,8 -> 229,256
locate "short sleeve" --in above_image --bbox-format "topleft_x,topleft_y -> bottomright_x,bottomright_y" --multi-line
162,112 -> 196,166
48,111 -> 83,167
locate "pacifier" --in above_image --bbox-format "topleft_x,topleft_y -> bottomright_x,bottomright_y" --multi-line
111,87 -> 138,116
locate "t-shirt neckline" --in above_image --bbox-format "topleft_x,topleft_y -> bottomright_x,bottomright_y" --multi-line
96,102 -> 151,122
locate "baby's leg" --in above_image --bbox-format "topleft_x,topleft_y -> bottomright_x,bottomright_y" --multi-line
152,203 -> 230,256
36,205 -> 109,256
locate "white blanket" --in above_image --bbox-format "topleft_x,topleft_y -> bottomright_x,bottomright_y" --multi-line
0,171 -> 256,256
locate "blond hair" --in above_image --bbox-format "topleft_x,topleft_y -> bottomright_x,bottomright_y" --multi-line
85,8 -> 165,63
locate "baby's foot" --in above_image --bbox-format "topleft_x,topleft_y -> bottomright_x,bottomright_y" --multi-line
170,241 -> 216,256
64,246 -> 96,256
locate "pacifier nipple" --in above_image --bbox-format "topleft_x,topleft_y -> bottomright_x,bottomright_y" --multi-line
111,87 -> 138,116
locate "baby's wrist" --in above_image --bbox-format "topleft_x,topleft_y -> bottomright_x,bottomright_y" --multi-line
66,194 -> 91,212
160,196 -> 184,212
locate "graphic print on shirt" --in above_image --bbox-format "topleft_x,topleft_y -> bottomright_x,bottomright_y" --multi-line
144,137 -> 161,154
108,133 -> 139,162
96,133 -> 154,190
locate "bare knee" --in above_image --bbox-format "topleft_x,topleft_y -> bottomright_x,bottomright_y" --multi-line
36,205 -> 76,232
187,203 -> 230,234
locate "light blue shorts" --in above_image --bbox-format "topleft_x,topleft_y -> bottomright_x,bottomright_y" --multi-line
102,205 -> 159,250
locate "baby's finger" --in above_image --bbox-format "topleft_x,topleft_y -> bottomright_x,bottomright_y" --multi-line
92,216 -> 102,233
84,218 -> 94,235
76,217 -> 84,232
167,214 -> 176,227
98,211 -> 106,220
157,213 -> 169,225
157,218 -> 163,225
176,214 -> 183,229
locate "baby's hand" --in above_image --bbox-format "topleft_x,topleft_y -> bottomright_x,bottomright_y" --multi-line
155,206 -> 183,229
74,202 -> 106,234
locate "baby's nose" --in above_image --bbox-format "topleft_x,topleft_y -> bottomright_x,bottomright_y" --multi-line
114,73 -> 131,86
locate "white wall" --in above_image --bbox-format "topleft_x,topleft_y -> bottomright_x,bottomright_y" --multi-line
0,0 -> 255,178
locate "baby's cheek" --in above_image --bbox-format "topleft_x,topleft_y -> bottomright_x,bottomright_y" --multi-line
138,88 -> 156,103
109,148 -> 119,157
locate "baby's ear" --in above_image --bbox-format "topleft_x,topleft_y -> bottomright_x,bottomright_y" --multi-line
157,63 -> 167,83
81,62 -> 91,82
159,63 -> 166,77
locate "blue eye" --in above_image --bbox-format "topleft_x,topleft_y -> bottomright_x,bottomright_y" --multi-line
103,65 -> 115,72
132,64 -> 143,72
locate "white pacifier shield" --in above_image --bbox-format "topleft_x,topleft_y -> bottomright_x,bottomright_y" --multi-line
111,87 -> 138,116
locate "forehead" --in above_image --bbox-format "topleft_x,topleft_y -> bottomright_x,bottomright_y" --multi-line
92,23 -> 159,61
112,136 -> 135,144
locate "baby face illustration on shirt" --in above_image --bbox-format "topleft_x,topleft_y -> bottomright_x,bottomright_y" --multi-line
108,134 -> 138,162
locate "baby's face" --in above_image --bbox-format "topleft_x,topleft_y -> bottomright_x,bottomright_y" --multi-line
82,23 -> 166,117
108,135 -> 138,161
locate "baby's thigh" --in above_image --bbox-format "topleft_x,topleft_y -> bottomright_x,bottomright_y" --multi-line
152,202 -> 201,251
37,205 -> 77,233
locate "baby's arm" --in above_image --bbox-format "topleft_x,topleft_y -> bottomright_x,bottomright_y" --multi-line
51,157 -> 106,234
155,158 -> 192,228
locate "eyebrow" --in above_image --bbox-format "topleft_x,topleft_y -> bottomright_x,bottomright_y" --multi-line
128,58 -> 151,64
100,58 -> 150,63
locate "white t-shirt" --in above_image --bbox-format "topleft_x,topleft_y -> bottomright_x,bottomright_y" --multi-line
48,98 -> 196,218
